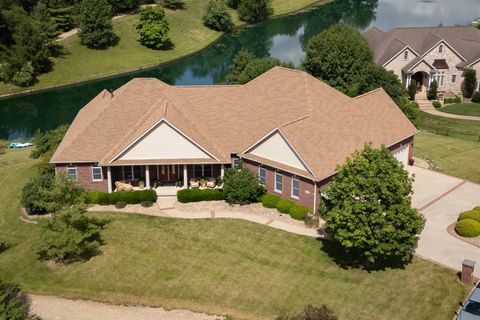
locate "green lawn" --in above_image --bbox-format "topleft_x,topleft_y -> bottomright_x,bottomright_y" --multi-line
0,0 -> 327,96
0,149 -> 470,319
417,111 -> 480,141
414,131 -> 480,184
440,103 -> 480,117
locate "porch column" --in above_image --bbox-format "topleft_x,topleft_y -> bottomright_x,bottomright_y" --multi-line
107,166 -> 112,193
183,165 -> 188,189
145,165 -> 150,189
220,164 -> 225,178
406,74 -> 411,87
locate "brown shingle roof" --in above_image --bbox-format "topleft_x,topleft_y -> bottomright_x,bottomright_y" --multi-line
364,26 -> 480,66
51,67 -> 417,181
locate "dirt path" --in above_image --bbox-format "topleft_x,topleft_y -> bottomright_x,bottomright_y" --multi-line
29,295 -> 222,320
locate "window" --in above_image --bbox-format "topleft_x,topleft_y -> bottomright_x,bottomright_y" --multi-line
123,166 -> 142,180
274,172 -> 283,193
194,165 -> 203,178
291,176 -> 300,199
258,166 -> 266,185
171,165 -> 175,174
439,44 -> 443,53
440,72 -> 445,86
451,74 -> 457,84
232,157 -> 241,169
161,165 -> 165,174
66,165 -> 77,181
403,51 -> 408,60
203,164 -> 212,178
91,166 -> 102,181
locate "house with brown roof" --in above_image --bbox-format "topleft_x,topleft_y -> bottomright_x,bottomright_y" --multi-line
364,26 -> 480,98
51,67 -> 416,210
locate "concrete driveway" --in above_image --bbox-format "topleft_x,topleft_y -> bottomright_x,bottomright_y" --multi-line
407,166 -> 480,276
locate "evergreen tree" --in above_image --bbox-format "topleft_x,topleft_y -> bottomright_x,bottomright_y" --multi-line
78,0 -> 117,49
463,69 -> 477,98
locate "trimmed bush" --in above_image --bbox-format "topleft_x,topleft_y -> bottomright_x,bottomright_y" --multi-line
87,190 -> 157,205
472,92 -> 480,103
177,189 -> 224,203
276,199 -> 295,214
455,219 -> 480,238
261,193 -> 281,208
432,101 -> 441,109
458,208 -> 480,223
0,239 -> 9,253
444,96 -> 461,104
115,201 -> 127,209
289,205 -> 313,221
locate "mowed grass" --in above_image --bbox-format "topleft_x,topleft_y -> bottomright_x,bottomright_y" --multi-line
414,131 -> 480,184
0,149 -> 470,319
417,111 -> 480,141
0,0 -> 326,96
440,103 -> 480,117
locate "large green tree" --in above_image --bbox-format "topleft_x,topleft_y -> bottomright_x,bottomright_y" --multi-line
78,0 -> 117,49
237,0 -> 272,23
202,0 -> 233,32
322,144 -> 424,265
303,24 -> 373,94
223,166 -> 264,204
108,0 -> 138,13
136,6 -> 170,49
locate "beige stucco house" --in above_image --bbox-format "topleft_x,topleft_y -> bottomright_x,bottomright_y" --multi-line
364,26 -> 480,97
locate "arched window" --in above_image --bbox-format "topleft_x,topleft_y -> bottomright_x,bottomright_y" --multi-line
403,51 -> 408,60
439,44 -> 443,53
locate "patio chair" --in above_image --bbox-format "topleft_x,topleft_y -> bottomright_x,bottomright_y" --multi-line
206,178 -> 216,188
189,179 -> 200,188
115,181 -> 133,191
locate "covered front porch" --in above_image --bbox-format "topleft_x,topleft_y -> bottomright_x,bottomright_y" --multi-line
106,163 -> 227,196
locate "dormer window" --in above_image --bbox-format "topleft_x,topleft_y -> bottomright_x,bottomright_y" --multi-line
403,51 -> 408,60
439,44 -> 443,53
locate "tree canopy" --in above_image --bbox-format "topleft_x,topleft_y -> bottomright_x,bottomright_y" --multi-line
136,6 -> 171,49
202,0 -> 233,32
322,144 -> 424,266
78,0 -> 117,49
237,0 -> 272,23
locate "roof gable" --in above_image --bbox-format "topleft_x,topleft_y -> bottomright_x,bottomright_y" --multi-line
114,119 -> 214,162
243,129 -> 310,173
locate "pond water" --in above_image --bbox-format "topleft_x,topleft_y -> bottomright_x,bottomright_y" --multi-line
1,0 -> 480,140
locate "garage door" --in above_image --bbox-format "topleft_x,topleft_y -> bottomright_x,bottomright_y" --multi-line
392,144 -> 409,165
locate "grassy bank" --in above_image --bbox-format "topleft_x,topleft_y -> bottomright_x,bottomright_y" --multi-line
0,149 -> 470,319
417,111 -> 480,141
414,131 -> 480,184
0,0 -> 327,96
440,103 -> 480,117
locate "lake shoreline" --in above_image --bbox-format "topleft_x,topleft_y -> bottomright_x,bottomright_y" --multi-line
0,0 -> 328,100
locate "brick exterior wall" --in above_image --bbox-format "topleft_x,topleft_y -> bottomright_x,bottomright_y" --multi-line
242,159 -> 318,210
55,163 -> 108,192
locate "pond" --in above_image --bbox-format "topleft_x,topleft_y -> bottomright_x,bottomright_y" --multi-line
1,0 -> 479,140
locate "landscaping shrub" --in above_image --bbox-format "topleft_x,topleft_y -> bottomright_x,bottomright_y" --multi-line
114,201 -> 127,209
203,0 -> 233,32
87,190 -> 157,205
237,0 -> 272,23
427,80 -> 438,100
261,193 -> 281,208
275,199 -> 295,214
407,80 -> 416,100
458,208 -> 480,223
289,205 -> 313,221
444,96 -> 461,104
463,69 -> 477,98
37,206 -> 104,263
177,189 -> 224,203
163,0 -> 185,9
454,219 -> 480,238
0,239 -> 9,253
432,101 -> 441,109
223,167 -> 264,204
276,304 -> 337,320
136,7 -> 171,49
141,201 -> 153,208
0,280 -> 40,320
472,92 -> 480,103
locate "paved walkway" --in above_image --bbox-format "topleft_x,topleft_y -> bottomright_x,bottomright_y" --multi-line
29,295 -> 220,320
418,105 -> 480,121
407,166 -> 480,276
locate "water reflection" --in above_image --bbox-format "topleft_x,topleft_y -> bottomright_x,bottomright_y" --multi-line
1,0 -> 480,139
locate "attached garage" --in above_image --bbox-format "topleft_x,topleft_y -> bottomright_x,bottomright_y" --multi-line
392,143 -> 410,165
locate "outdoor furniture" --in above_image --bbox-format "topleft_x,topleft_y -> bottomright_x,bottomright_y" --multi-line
115,181 -> 133,191
206,178 -> 216,188
189,179 -> 200,188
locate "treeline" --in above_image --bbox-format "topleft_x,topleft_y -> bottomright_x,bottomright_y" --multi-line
0,0 -> 150,87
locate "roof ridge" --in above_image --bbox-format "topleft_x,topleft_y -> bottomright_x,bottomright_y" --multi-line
353,87 -> 384,99
279,115 -> 310,128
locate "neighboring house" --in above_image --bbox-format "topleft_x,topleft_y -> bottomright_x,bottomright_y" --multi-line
364,26 -> 480,97
50,67 -> 416,211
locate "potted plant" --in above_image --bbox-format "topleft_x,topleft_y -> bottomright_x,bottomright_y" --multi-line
199,177 -> 206,188
175,179 -> 183,188
139,180 -> 145,189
